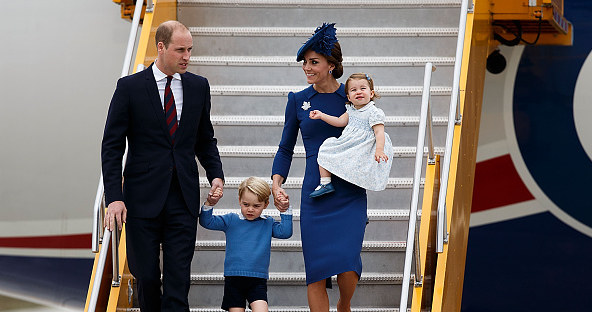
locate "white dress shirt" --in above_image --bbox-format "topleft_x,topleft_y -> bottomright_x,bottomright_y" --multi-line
152,61 -> 183,122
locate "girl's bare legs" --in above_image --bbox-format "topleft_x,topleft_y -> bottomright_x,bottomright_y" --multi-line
319,165 -> 331,178
249,300 -> 269,312
308,280 -> 330,312
336,271 -> 359,312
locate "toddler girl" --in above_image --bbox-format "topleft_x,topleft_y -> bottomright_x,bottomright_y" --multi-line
309,73 -> 394,197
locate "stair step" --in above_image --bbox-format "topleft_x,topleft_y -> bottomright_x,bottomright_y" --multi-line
191,272 -> 408,285
199,177 -> 422,189
210,115 -> 448,127
179,0 -> 460,8
195,240 -> 406,251
189,26 -> 457,37
129,307 -> 408,312
203,208 -> 415,221
209,85 -> 452,96
191,56 -> 455,67
217,145 -> 445,158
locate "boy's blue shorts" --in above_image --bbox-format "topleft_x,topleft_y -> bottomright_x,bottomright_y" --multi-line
221,276 -> 268,310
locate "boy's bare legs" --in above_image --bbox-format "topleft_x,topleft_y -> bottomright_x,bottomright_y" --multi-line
229,308 -> 245,312
308,279 -> 330,312
249,300 -> 269,312
336,271 -> 359,312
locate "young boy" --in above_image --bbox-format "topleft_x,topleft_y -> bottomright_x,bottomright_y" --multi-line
200,176 -> 293,312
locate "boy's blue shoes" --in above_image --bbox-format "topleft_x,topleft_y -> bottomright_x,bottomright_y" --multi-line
309,182 -> 335,198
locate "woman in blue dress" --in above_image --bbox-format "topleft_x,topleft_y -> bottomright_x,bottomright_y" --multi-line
271,23 -> 367,312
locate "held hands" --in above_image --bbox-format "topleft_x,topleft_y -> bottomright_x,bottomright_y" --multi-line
309,110 -> 324,120
104,201 -> 127,232
206,178 -> 224,206
272,185 -> 290,213
375,150 -> 389,163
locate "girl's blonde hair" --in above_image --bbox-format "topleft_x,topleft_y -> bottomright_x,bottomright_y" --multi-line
344,73 -> 381,102
238,177 -> 271,204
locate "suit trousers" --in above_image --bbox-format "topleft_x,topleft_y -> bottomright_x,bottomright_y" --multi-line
126,172 -> 197,312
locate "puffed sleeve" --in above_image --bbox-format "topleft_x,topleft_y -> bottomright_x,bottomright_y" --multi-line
368,106 -> 386,127
271,92 -> 300,181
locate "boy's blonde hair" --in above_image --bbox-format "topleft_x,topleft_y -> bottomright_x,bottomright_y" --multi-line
238,177 -> 271,204
345,73 -> 381,101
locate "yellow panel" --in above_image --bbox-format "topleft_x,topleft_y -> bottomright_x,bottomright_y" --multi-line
106,226 -> 133,311
431,0 -> 492,309
410,156 -> 441,312
133,0 -> 177,72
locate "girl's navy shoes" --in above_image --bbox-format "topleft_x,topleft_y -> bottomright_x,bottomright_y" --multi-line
309,183 -> 335,198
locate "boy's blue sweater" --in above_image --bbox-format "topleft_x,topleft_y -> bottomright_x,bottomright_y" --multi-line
199,207 -> 292,279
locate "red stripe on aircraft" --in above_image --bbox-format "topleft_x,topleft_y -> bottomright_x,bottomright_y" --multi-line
0,233 -> 91,249
472,154 -> 535,212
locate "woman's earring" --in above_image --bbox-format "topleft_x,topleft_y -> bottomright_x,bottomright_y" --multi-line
329,70 -> 333,74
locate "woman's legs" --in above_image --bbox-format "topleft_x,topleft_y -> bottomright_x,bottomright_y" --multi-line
307,279 -> 330,312
336,271 -> 359,312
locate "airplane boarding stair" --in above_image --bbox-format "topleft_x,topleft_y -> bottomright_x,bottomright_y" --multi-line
85,0 -> 519,311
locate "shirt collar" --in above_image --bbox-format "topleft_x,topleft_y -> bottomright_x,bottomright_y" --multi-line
152,60 -> 182,82
238,212 -> 267,220
303,83 -> 346,101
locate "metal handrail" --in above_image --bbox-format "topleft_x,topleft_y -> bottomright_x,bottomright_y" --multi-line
399,62 -> 436,310
436,0 -> 470,253
88,1 -> 144,311
92,0 -> 143,254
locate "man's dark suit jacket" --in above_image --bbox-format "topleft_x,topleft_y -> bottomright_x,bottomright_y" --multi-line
101,64 -> 224,218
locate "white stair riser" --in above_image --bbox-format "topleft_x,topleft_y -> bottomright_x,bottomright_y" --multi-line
191,250 -> 407,273
210,95 -> 452,117
193,37 -> 456,57
179,6 -> 461,28
191,64 -> 455,86
196,219 -> 413,242
187,283 -> 410,307
211,125 -> 448,146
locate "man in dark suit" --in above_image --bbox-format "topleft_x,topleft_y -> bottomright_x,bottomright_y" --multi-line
101,20 -> 224,311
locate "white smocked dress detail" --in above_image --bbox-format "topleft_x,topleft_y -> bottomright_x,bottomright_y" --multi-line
317,101 -> 394,191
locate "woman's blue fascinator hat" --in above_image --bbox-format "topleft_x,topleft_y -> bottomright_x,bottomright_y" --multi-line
296,23 -> 338,62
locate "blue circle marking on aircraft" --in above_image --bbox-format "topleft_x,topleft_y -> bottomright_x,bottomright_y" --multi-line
513,2 -> 592,228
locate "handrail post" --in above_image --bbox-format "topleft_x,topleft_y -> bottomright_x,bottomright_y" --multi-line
88,229 -> 112,312
413,217 -> 422,287
92,176 -> 104,253
437,0 -> 470,253
399,62 -> 435,310
111,226 -> 121,287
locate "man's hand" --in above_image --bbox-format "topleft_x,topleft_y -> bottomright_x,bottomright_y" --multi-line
104,201 -> 127,232
272,185 -> 290,212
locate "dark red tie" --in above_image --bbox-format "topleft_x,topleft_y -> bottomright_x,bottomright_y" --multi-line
164,76 -> 178,143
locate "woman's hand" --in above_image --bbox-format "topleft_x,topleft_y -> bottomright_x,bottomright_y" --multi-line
309,110 -> 324,120
205,187 -> 223,206
272,174 -> 290,212
375,150 -> 389,163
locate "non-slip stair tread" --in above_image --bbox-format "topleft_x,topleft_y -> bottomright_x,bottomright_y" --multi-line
179,0 -> 461,8
210,115 -> 449,126
199,177 -> 423,189
217,145 -> 445,157
189,26 -> 458,37
195,240 -> 407,251
209,85 -> 452,96
191,272 -> 408,284
191,56 -> 455,66
203,208 -> 416,219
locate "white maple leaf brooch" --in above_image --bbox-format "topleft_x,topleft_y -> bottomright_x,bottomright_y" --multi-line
301,101 -> 311,110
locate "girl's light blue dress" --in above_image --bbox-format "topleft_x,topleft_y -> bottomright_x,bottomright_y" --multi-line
317,101 -> 394,191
